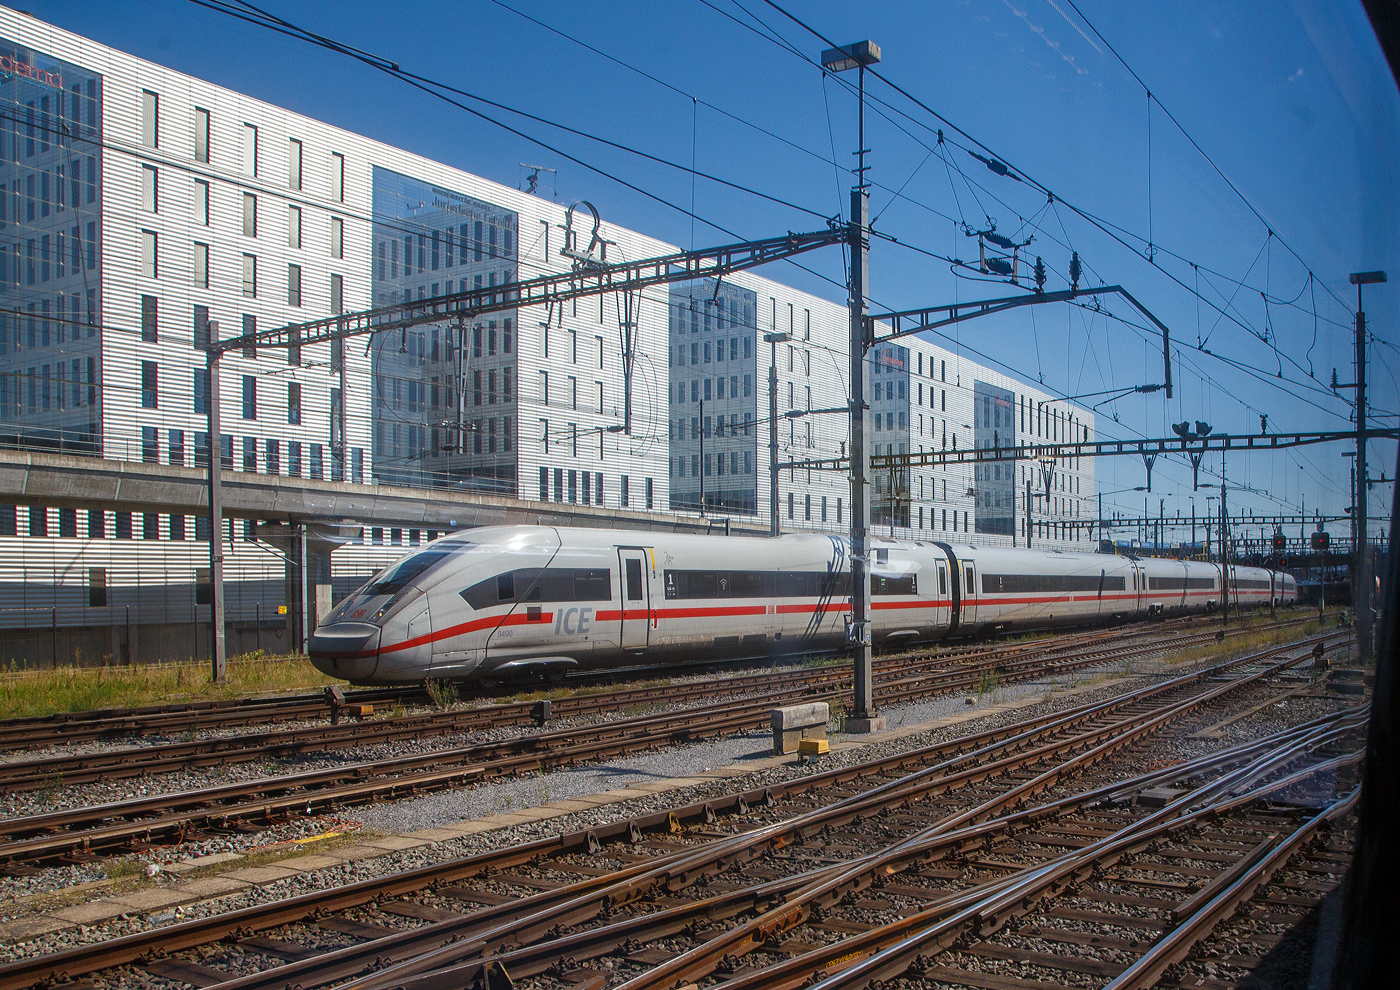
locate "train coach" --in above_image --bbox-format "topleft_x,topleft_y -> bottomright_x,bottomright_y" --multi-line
309,526 -> 1295,686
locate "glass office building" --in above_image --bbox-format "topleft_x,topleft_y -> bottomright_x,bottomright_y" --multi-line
668,279 -> 759,513
0,36 -> 103,454
370,166 -> 518,492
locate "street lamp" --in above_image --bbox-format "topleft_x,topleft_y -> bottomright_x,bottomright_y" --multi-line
821,38 -> 882,733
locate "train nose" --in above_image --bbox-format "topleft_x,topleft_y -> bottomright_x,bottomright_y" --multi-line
308,622 -> 382,683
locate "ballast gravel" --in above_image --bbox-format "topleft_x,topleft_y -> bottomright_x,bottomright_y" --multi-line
0,627 -> 1346,948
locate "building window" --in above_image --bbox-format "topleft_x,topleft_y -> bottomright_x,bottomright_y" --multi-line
141,230 -> 158,278
141,90 -> 158,148
241,254 -> 256,297
140,294 -> 158,342
88,509 -> 104,539
331,216 -> 343,259
242,375 -> 256,419
645,477 -> 653,510
265,438 -> 280,475
140,361 -> 158,408
193,242 -> 209,288
310,443 -> 323,479
169,428 -> 185,467
194,107 -> 209,163
288,137 -> 302,189
287,205 -> 301,249
193,179 -> 210,226
352,447 -> 364,483
141,426 -> 158,463
621,475 -> 630,507
288,382 -> 301,424
330,273 -> 343,314
331,151 -> 344,201
88,567 -> 106,607
242,192 -> 257,237
287,263 -> 301,306
242,436 -> 257,472
288,441 -> 302,477
141,164 -> 157,212
242,123 -> 258,176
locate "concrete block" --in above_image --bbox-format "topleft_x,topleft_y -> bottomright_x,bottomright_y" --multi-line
359,835 -> 432,852
106,888 -> 189,912
50,900 -> 126,924
281,854 -> 346,871
221,866 -> 302,886
771,701 -> 830,754
174,877 -> 252,899
0,915 -> 73,941
844,716 -> 887,734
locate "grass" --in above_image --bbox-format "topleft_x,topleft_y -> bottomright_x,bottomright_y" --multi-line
0,650 -> 338,719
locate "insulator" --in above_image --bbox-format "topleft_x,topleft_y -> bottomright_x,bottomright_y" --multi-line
1034,256 -> 1046,292
1069,251 -> 1082,290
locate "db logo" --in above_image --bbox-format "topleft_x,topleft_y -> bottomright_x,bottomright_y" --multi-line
766,604 -> 776,615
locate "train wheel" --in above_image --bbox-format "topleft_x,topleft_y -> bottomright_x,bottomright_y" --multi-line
546,669 -> 568,685
478,674 -> 501,690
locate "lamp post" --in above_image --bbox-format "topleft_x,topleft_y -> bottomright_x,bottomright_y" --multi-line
822,38 -> 883,732
1348,269 -> 1385,659
203,321 -> 226,682
765,331 -> 789,536
698,396 -> 705,516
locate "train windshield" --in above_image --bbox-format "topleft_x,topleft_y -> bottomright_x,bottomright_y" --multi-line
363,540 -> 474,596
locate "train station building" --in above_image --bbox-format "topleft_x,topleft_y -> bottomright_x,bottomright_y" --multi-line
0,8 -> 1093,662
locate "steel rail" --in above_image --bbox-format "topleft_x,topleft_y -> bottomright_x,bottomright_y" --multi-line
372,723 -> 1363,990
326,635 -> 1345,990
0,619 -> 1305,862
0,611 -> 1224,753
1102,787 -> 1360,989
696,749 -> 1362,990
596,645 -> 1360,990
0,633 -> 1341,990
0,619 -> 1154,788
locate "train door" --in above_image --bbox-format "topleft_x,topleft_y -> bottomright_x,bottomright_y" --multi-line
617,548 -> 651,651
962,560 -> 978,627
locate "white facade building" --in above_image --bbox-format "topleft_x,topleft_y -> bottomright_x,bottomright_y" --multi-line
0,8 -> 1093,662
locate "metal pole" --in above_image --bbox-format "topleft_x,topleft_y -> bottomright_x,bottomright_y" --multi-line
769,337 -> 780,536
300,525 -> 310,654
1356,286 -> 1372,659
206,344 -> 227,682
51,606 -> 57,669
125,604 -> 132,665
699,396 -> 705,515
1221,453 -> 1230,626
256,601 -> 262,655
848,167 -> 878,729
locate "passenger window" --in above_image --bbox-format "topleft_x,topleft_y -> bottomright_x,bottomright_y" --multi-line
625,558 -> 643,601
938,566 -> 947,595
497,571 -> 514,602
965,566 -> 974,594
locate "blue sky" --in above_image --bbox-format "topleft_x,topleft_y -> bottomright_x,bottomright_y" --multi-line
25,0 -> 1400,536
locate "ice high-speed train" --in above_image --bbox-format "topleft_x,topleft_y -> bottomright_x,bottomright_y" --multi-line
309,526 -> 1296,686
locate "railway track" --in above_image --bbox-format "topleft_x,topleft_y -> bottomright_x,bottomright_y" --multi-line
0,612 -> 1293,751
0,615 -> 1312,794
0,632 -> 1357,990
0,623 -> 1329,869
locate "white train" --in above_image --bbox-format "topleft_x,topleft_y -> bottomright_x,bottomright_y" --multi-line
309,526 -> 1296,685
